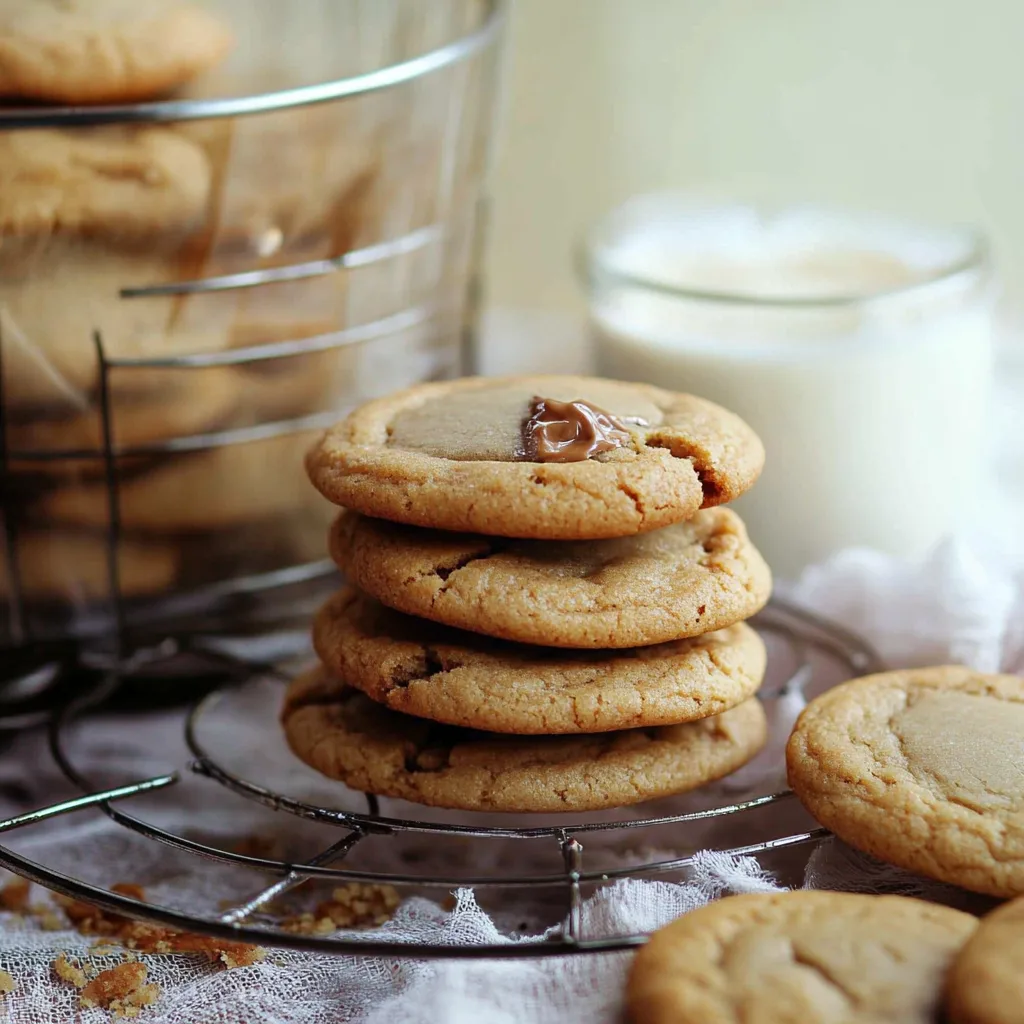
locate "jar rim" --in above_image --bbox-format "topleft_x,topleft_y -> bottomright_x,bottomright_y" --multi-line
580,196 -> 990,310
0,0 -> 504,128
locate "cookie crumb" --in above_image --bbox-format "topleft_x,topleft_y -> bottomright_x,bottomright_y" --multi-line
45,886 -> 264,968
110,883 -> 146,902
232,836 -> 278,859
281,883 -> 401,933
52,953 -> 87,989
0,969 -> 15,995
33,905 -> 68,931
0,878 -> 30,913
218,945 -> 264,970
79,962 -> 153,1013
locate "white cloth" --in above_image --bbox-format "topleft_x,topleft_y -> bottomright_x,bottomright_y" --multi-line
0,538 -> 1019,1023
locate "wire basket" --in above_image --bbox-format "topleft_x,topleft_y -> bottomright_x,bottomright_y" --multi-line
0,0 -> 505,668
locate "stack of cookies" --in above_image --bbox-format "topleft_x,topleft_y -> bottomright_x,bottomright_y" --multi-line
282,375 -> 774,813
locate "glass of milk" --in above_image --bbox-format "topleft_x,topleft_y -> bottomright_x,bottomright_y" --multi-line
584,197 -> 995,578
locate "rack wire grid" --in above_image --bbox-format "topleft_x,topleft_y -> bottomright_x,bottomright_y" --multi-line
0,595 -> 883,959
0,0 -> 507,694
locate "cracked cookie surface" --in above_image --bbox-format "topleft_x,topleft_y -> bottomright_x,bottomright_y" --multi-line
312,587 -> 766,733
786,667 -> 1024,898
281,666 -> 767,812
946,895 -> 1024,1024
627,891 -> 976,1024
329,507 -> 771,649
306,375 -> 764,540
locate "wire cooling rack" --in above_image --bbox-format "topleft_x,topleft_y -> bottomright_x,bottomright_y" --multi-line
0,598 -> 882,959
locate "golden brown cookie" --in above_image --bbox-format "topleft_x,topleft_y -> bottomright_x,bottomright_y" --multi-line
307,375 -> 765,540
946,896 -> 1024,1024
330,507 -> 772,649
787,667 -> 1024,898
1,532 -> 178,601
37,430 -> 327,532
0,126 -> 221,411
312,587 -> 767,733
0,0 -> 232,103
281,666 -> 767,813
0,127 -> 210,240
627,891 -> 977,1024
7,365 -> 242,455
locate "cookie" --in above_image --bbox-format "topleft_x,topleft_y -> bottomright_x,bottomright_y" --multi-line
0,0 -> 232,103
306,375 -> 765,540
37,430 -> 328,532
1,532 -> 178,601
0,127 -> 210,240
627,891 -> 977,1024
312,587 -> 767,734
281,666 -> 767,813
946,896 -> 1024,1024
7,365 -> 241,456
329,508 -> 772,649
0,126 -> 221,411
786,667 -> 1024,898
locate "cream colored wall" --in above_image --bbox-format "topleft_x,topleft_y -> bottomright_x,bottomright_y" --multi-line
485,0 -> 1024,322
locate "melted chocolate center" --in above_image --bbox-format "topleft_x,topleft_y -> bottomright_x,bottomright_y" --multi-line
524,396 -> 636,462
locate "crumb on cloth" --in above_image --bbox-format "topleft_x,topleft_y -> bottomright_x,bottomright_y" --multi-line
79,962 -> 159,1019
52,953 -> 87,989
0,877 -> 31,913
51,885 -> 264,966
281,883 -> 401,934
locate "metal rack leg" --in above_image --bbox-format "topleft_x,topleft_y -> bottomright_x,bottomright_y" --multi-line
559,834 -> 584,944
218,831 -> 366,925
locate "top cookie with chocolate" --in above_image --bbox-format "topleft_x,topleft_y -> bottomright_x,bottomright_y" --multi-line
306,375 -> 764,539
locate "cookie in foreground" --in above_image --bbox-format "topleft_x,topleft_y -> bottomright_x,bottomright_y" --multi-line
627,890 -> 976,1024
312,587 -> 766,733
329,507 -> 771,649
945,895 -> 1024,1024
306,375 -> 764,539
786,666 -> 1024,898
281,666 -> 767,813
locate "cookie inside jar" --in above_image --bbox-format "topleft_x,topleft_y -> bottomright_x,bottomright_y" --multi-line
0,0 -> 499,651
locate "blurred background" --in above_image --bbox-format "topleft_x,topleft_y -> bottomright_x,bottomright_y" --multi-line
485,0 -> 1024,328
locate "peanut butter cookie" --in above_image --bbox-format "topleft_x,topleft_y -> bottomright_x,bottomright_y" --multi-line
1,532 -> 178,600
0,126 -> 219,411
946,896 -> 1024,1024
307,375 -> 764,540
312,587 -> 767,733
0,0 -> 232,104
38,430 -> 327,532
329,507 -> 771,649
281,666 -> 767,813
628,891 -> 976,1024
787,667 -> 1024,898
7,366 -> 241,456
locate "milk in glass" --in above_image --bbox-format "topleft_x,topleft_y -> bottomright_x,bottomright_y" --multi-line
586,199 -> 994,577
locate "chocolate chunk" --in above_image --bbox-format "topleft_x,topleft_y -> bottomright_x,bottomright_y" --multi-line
523,396 -> 636,462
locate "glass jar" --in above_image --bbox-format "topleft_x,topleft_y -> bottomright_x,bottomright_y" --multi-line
0,0 -> 505,653
583,196 -> 995,578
